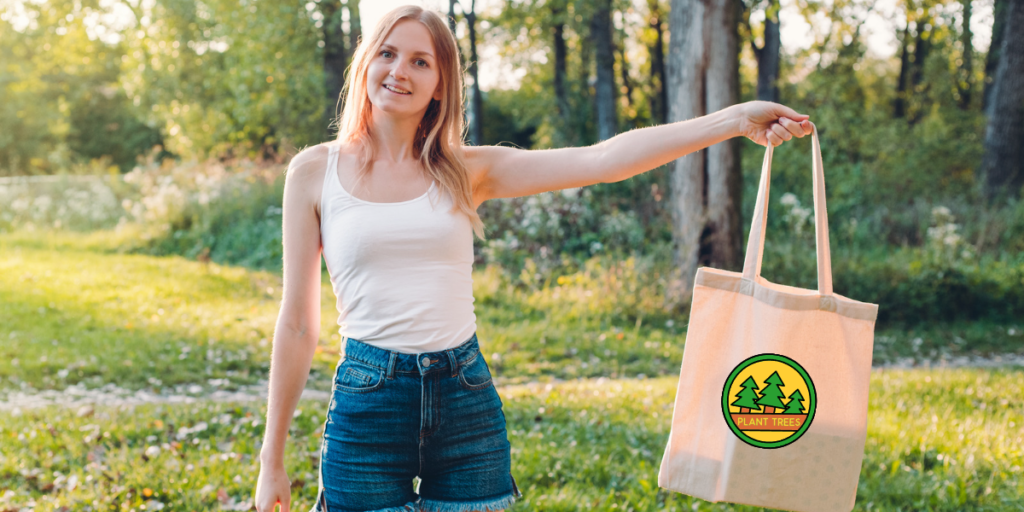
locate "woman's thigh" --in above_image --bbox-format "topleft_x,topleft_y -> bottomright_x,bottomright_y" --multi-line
318,360 -> 421,512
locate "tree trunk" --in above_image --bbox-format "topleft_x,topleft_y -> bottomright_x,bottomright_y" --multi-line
755,0 -> 780,103
466,0 -> 483,146
894,17 -> 911,118
552,3 -> 573,145
619,35 -> 633,111
448,0 -> 464,66
705,0 -> 742,270
958,0 -> 973,110
323,1 -> 347,134
983,0 -> 1008,113
591,0 -> 617,141
347,0 -> 361,55
648,0 -> 668,124
666,0 -> 707,308
980,0 -> 1024,199
908,16 -> 933,124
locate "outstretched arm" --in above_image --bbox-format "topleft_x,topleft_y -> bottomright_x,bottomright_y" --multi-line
467,101 -> 812,203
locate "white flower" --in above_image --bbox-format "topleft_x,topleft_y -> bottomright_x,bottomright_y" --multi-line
145,445 -> 161,458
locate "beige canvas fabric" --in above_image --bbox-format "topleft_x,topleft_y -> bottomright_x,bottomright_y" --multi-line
657,126 -> 878,512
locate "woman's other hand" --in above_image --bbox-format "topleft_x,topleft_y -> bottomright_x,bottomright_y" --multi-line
254,460 -> 292,512
735,101 -> 813,147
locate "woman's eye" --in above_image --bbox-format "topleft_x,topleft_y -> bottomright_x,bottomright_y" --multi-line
381,50 -> 392,58
416,59 -> 428,67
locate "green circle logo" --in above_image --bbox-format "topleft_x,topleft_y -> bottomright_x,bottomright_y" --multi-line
721,353 -> 817,449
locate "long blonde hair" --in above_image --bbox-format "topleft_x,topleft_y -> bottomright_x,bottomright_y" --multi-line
333,6 -> 484,239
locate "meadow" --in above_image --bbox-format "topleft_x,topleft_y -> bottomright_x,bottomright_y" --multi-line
1,230 -> 1023,511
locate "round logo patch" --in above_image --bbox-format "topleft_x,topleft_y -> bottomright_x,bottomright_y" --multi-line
721,353 -> 816,449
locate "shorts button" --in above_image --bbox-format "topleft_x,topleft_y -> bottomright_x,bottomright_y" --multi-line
421,357 -> 431,367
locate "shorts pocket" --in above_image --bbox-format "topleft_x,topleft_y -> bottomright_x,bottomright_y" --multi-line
334,359 -> 385,393
457,353 -> 493,391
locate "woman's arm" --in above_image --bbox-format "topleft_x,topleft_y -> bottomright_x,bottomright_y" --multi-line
255,145 -> 329,512
467,101 -> 811,203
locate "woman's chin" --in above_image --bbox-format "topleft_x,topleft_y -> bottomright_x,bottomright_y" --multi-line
370,99 -> 428,118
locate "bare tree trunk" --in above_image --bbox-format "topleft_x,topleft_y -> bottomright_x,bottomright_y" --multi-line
958,0 -> 973,109
552,2 -> 573,144
448,0 -> 464,66
591,0 -> 617,141
983,0 -> 1008,112
981,0 -> 1024,199
466,0 -> 483,145
894,17 -> 911,118
908,15 -> 933,124
348,0 -> 361,53
619,35 -> 634,112
666,0 -> 707,308
705,0 -> 742,270
754,0 -> 780,102
323,1 -> 347,136
648,0 -> 668,124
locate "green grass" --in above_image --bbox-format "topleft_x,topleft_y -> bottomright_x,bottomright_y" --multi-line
2,229 -> 1024,510
1,371 -> 1022,511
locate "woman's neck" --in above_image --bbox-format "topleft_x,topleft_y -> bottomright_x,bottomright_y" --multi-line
369,106 -> 423,163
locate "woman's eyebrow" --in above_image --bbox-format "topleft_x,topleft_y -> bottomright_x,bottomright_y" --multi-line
379,43 -> 435,59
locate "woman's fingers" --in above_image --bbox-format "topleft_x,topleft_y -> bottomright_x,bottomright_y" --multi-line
766,131 -> 783,147
779,117 -> 809,137
770,122 -> 792,142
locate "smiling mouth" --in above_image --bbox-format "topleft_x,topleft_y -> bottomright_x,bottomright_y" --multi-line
383,84 -> 412,95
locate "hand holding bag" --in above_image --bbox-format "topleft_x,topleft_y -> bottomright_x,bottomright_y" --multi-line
657,125 -> 878,512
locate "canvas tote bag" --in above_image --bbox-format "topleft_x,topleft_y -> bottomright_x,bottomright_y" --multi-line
657,125 -> 878,512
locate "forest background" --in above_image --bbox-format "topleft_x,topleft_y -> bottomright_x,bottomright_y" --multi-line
2,0 -> 1024,510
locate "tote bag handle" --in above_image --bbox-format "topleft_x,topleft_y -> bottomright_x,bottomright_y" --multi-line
741,124 -> 833,296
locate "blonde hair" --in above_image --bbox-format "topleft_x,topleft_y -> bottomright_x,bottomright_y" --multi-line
333,5 -> 484,239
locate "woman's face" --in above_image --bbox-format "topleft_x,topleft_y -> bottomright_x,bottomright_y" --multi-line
366,19 -> 443,118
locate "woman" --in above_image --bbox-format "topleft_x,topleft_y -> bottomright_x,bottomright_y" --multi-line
254,5 -> 812,512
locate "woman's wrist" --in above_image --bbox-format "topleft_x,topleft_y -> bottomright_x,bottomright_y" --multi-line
722,103 -> 746,139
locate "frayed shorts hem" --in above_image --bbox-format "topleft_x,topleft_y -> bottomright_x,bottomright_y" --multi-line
416,491 -> 521,512
309,496 -> 417,512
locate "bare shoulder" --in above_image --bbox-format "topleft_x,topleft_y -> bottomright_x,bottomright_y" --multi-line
284,142 -> 334,218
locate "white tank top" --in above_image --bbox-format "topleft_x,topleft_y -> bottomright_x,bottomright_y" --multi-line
319,142 -> 477,353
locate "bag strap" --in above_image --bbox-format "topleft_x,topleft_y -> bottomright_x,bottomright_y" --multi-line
740,124 -> 833,295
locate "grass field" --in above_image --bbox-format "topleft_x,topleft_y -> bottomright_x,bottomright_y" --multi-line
2,230 -> 1023,511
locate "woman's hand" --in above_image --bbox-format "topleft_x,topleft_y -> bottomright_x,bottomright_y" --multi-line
735,101 -> 813,147
254,460 -> 292,512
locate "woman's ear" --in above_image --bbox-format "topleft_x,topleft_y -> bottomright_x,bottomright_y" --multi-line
433,86 -> 443,101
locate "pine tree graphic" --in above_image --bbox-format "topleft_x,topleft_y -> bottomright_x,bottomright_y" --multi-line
755,371 -> 788,414
731,376 -> 762,413
784,388 -> 806,414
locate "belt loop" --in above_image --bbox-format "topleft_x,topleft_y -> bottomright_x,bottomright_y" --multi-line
386,351 -> 397,380
446,349 -> 459,378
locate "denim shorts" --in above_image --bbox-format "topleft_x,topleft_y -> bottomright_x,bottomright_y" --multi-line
310,332 -> 522,512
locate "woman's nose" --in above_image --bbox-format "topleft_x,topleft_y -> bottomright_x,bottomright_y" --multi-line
390,61 -> 409,80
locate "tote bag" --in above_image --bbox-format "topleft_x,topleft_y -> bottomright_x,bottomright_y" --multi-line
657,125 -> 878,512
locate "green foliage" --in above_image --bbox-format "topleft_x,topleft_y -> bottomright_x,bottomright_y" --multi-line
731,376 -> 762,411
784,389 -> 805,414
755,371 -> 788,410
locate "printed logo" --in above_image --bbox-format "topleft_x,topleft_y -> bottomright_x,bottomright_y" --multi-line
721,353 -> 816,449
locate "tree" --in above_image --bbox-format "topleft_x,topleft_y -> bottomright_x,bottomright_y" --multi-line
323,1 -> 347,135
980,0 -> 1024,199
665,0 -> 707,308
731,376 -> 762,413
465,0 -> 484,146
647,0 -> 668,124
983,0 -> 1008,112
704,0 -> 743,271
665,0 -> 742,307
957,0 -> 973,110
755,371 -> 787,413
591,0 -> 617,141
749,0 -> 781,103
784,388 -> 806,414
